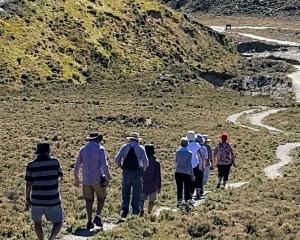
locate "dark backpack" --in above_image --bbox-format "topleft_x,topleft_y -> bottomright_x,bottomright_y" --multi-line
122,146 -> 139,170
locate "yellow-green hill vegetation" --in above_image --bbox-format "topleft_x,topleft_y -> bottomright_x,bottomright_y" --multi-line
0,0 -> 237,88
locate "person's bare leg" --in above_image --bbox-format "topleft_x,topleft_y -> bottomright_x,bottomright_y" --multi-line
85,199 -> 94,222
96,197 -> 105,215
49,221 -> 62,240
34,220 -> 44,240
148,201 -> 155,214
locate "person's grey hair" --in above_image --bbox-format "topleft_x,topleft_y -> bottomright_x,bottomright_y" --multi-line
180,137 -> 188,147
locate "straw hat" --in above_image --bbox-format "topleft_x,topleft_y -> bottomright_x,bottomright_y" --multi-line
127,132 -> 141,141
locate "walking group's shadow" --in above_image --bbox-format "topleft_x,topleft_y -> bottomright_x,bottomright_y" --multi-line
72,227 -> 102,237
71,221 -> 120,237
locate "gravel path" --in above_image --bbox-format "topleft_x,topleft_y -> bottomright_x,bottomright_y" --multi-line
265,142 -> 300,179
237,33 -> 300,47
246,108 -> 286,132
288,65 -> 300,103
228,107 -> 300,180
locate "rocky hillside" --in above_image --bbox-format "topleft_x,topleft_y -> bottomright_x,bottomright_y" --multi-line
162,0 -> 300,16
0,0 -> 237,88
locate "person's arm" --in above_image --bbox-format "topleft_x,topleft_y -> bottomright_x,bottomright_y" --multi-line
189,154 -> 195,180
57,160 -> 63,180
115,144 -> 125,167
229,145 -> 236,166
25,181 -> 32,211
24,164 -> 32,211
74,150 -> 83,187
209,147 -> 213,166
213,145 -> 218,166
100,147 -> 111,180
157,161 -> 161,193
201,147 -> 208,170
140,146 -> 149,171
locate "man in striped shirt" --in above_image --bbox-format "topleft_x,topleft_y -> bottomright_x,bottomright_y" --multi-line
25,142 -> 63,240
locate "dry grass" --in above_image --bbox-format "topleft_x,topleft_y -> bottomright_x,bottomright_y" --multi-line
0,76 -> 299,239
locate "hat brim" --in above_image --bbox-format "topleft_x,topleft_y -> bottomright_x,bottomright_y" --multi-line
86,136 -> 100,141
127,136 -> 142,141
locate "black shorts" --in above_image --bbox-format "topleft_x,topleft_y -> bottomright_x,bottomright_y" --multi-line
217,164 -> 232,182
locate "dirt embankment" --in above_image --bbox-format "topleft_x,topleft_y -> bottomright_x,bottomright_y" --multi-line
162,0 -> 300,17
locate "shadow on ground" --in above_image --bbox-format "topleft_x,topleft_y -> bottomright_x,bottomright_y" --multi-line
73,227 -> 101,237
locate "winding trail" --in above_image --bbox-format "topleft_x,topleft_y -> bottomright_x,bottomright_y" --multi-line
265,142 -> 300,179
246,108 -> 286,133
288,65 -> 300,103
227,107 -> 300,179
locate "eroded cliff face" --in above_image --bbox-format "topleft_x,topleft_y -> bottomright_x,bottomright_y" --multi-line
162,0 -> 300,17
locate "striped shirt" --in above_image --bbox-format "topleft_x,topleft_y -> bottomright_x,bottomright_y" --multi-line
25,155 -> 63,207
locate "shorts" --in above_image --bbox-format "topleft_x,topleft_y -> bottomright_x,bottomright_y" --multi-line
31,205 -> 63,223
203,166 -> 210,185
141,192 -> 157,202
83,183 -> 106,200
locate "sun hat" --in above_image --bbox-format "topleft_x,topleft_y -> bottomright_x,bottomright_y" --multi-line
36,142 -> 50,155
127,132 -> 141,141
220,132 -> 229,141
203,134 -> 212,142
180,137 -> 189,147
186,130 -> 196,142
86,132 -> 103,141
195,134 -> 205,144
145,144 -> 155,156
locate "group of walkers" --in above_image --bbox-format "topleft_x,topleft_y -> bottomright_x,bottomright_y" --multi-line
175,130 -> 235,206
24,130 -> 235,240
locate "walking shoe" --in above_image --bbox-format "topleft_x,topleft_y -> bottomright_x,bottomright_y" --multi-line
86,221 -> 94,229
216,183 -> 221,189
187,199 -> 195,205
194,195 -> 201,200
93,215 -> 103,227
177,200 -> 182,208
121,210 -> 128,219
139,209 -> 144,217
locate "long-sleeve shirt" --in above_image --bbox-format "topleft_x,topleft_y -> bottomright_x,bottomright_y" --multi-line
74,142 -> 110,185
175,147 -> 193,176
187,141 -> 202,168
114,141 -> 149,171
143,155 -> 161,195
197,145 -> 208,169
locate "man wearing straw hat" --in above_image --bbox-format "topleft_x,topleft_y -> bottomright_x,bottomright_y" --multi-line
74,132 -> 111,229
115,132 -> 149,218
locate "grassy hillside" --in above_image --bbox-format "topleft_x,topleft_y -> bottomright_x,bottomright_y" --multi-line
0,0 -> 238,88
162,0 -> 300,16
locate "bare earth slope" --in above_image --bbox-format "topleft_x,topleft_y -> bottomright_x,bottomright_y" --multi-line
162,0 -> 300,16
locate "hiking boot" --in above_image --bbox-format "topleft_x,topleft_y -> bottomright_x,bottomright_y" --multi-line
86,221 -> 94,229
139,209 -> 144,217
194,195 -> 201,200
216,183 -> 221,189
121,210 -> 128,219
93,215 -> 103,227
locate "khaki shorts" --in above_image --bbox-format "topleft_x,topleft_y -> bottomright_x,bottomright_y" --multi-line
83,183 -> 106,200
141,192 -> 157,202
32,205 -> 63,223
